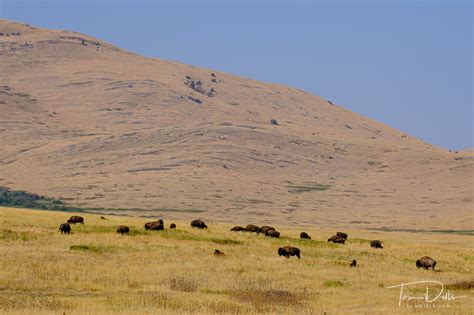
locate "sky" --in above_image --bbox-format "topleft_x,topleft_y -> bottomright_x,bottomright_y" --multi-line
1,0 -> 472,150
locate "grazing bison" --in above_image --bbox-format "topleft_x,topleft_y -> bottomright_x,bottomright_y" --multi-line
244,224 -> 259,233
230,226 -> 245,232
278,246 -> 301,259
336,232 -> 348,239
191,219 -> 208,229
58,223 -> 71,234
300,232 -> 311,239
100,216 -> 107,220
266,230 -> 280,238
170,223 -> 176,229
328,235 -> 346,244
259,226 -> 275,235
350,259 -> 357,267
214,249 -> 225,256
416,256 -> 437,270
67,216 -> 84,225
116,226 -> 129,235
370,240 -> 383,249
145,221 -> 164,231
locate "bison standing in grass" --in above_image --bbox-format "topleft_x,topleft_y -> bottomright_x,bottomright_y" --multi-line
266,230 -> 280,238
416,256 -> 437,270
191,219 -> 208,229
116,226 -> 129,235
145,221 -> 164,231
300,232 -> 311,239
170,223 -> 176,229
258,226 -> 275,235
370,240 -> 383,249
230,226 -> 245,232
59,223 -> 71,234
328,235 -> 346,244
278,246 -> 301,259
67,215 -> 84,225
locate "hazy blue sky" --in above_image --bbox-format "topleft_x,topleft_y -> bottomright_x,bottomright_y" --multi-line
1,0 -> 472,149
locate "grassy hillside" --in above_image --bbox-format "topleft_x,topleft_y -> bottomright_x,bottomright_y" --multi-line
0,207 -> 472,314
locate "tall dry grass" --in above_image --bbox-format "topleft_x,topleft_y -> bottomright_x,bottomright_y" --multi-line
0,207 -> 472,314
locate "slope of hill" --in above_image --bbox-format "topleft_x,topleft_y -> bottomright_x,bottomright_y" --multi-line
0,20 -> 472,229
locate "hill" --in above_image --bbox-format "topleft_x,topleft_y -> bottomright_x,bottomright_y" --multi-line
0,207 -> 472,314
0,20 -> 472,230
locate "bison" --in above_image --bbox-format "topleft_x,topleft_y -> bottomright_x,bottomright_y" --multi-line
214,249 -> 225,256
336,232 -> 348,239
191,219 -> 208,229
350,259 -> 357,267
416,256 -> 437,270
370,240 -> 383,249
266,230 -> 280,238
170,223 -> 176,229
259,226 -> 275,235
300,232 -> 311,239
328,235 -> 346,244
244,224 -> 259,233
278,246 -> 301,259
230,226 -> 245,232
67,216 -> 84,225
116,226 -> 129,235
59,223 -> 71,234
145,221 -> 164,231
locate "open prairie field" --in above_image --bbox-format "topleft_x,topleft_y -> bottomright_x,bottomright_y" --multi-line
0,207 -> 472,314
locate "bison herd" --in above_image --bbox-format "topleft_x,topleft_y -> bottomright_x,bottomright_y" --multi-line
57,215 -> 437,270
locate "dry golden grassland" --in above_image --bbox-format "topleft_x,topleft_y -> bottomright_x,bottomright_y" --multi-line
0,207 -> 472,314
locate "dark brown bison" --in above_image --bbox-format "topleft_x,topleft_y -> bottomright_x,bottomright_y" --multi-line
370,240 -> 383,249
170,223 -> 176,229
244,224 -> 259,233
214,249 -> 225,256
145,221 -> 164,230
67,216 -> 84,225
328,235 -> 346,244
300,232 -> 311,239
278,246 -> 301,259
191,219 -> 208,229
58,223 -> 71,234
336,232 -> 348,239
266,230 -> 280,238
416,256 -> 437,270
350,259 -> 357,267
259,226 -> 275,235
230,226 -> 245,232
116,226 -> 129,235
100,216 -> 107,220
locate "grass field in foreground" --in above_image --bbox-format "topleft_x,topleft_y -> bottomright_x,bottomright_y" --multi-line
0,207 -> 472,314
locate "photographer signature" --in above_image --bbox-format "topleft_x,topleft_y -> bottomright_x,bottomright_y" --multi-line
387,280 -> 467,306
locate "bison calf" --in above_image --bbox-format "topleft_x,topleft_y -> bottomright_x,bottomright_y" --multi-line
191,219 -> 208,229
416,256 -> 437,270
59,223 -> 71,234
116,226 -> 129,235
278,246 -> 301,259
300,232 -> 311,239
